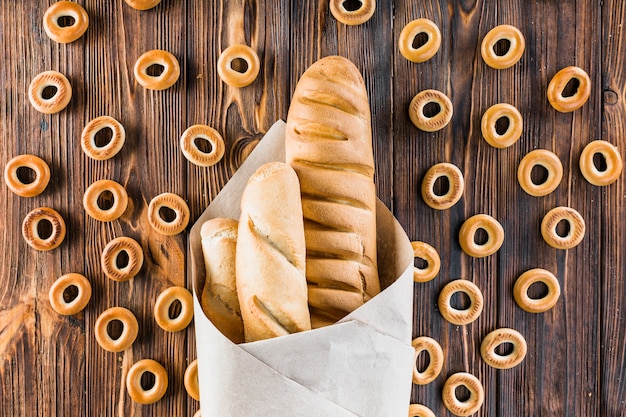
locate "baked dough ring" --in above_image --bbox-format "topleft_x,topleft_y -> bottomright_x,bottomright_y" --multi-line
180,124 -> 226,167
83,179 -> 128,222
101,236 -> 144,282
481,103 -> 523,148
4,154 -> 51,197
481,24 -> 525,69
408,403 -> 436,417
134,49 -> 180,90
514,268 -> 561,313
547,66 -> 591,112
517,149 -> 563,197
28,70 -> 72,114
43,1 -> 89,44
411,241 -> 440,283
94,306 -> 139,352
398,18 -> 441,63
412,336 -> 443,385
48,273 -> 92,316
421,162 -> 464,210
541,206 -> 585,249
126,359 -> 168,404
148,192 -> 190,236
154,286 -> 194,332
217,44 -> 260,88
579,140 -> 623,186
442,372 -> 484,416
329,0 -> 375,25
459,214 -> 504,257
22,207 -> 66,251
124,0 -> 161,10
438,279 -> 484,325
81,116 -> 125,161
480,327 -> 527,369
409,89 -> 453,132
184,359 -> 200,401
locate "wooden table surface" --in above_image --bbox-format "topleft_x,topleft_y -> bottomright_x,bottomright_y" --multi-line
1,1 -> 625,416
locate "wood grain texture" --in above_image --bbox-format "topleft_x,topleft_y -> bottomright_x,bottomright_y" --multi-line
0,1 -> 624,416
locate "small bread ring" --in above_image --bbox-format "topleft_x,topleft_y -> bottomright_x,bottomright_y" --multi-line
43,1 -> 89,44
442,372 -> 484,416
83,179 -> 128,222
28,70 -> 72,114
124,0 -> 161,10
134,49 -> 180,90
514,268 -> 561,313
4,154 -> 51,197
411,241 -> 441,283
541,206 -> 585,249
94,306 -> 139,352
180,125 -> 226,167
517,149 -> 563,197
412,336 -> 444,385
408,403 -> 436,417
81,116 -> 126,161
217,45 -> 260,88
579,140 -> 623,186
22,207 -> 66,251
547,66 -> 591,112
438,279 -> 484,325
480,25 -> 525,69
421,162 -> 464,210
148,193 -> 190,236
329,0 -> 375,25
398,18 -> 441,63
154,286 -> 194,332
101,236 -> 144,282
126,359 -> 168,404
409,89 -> 453,132
480,328 -> 527,369
458,214 -> 504,257
481,103 -> 523,148
184,359 -> 200,401
48,273 -> 92,316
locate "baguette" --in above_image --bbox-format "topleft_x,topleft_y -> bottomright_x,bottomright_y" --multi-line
236,162 -> 311,341
285,55 -> 380,326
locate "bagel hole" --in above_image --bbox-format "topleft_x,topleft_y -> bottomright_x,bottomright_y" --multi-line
106,319 -> 124,340
450,291 -> 471,310
455,385 -> 472,402
41,85 -> 58,100
36,219 -> 53,240
16,166 -> 37,184
493,38 -> 511,57
527,280 -> 549,300
62,285 -> 79,303
168,299 -> 183,320
593,152 -> 608,172
495,342 -> 515,356
412,32 -> 430,49
415,350 -> 431,373
531,164 -> 549,185
146,63 -> 165,77
473,227 -> 489,245
423,102 -> 441,118
159,206 -> 177,223
230,58 -> 249,74
414,256 -> 429,270
342,0 -> 363,11
555,219 -> 571,238
194,136 -> 213,154
56,15 -> 76,27
495,116 -> 510,136
561,78 -> 580,98
96,190 -> 115,211
433,175 -> 450,197
94,127 -> 113,148
115,250 -> 130,269
140,371 -> 156,391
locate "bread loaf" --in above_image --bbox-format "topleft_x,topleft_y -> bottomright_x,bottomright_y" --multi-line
285,55 -> 380,326
236,162 -> 311,341
200,217 -> 245,344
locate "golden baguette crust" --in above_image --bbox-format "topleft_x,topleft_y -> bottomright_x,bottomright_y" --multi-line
285,55 -> 380,326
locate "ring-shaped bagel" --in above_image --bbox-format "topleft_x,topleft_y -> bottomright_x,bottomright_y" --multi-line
22,207 -> 66,251
398,18 -> 441,63
28,70 -> 72,114
126,359 -> 168,404
180,124 -> 226,167
217,44 -> 260,88
94,306 -> 139,353
411,241 -> 441,283
124,0 -> 161,10
517,149 -> 563,197
81,116 -> 126,160
579,140 -> 623,186
421,162 -> 464,210
481,25 -> 525,69
438,279 -> 484,325
48,273 -> 92,316
481,103 -> 523,148
134,49 -> 180,90
409,89 -> 453,132
480,328 -> 527,369
442,372 -> 485,416
412,336 -> 444,385
547,66 -> 591,112
458,214 -> 504,257
513,268 -> 561,313
329,0 -> 375,25
83,179 -> 128,222
148,193 -> 190,236
101,236 -> 144,282
154,286 -> 194,332
408,404 -> 436,417
4,154 -> 51,197
43,1 -> 89,44
184,359 -> 200,401
541,206 -> 585,249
